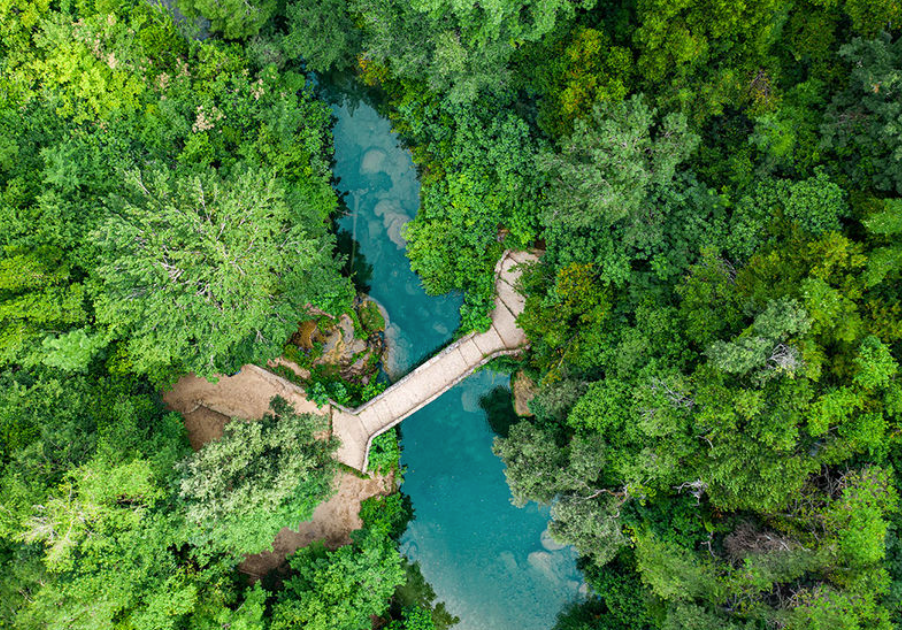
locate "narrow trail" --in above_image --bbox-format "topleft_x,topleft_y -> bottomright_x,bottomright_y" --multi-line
164,250 -> 536,472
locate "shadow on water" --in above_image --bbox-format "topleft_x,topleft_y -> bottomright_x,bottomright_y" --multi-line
479,384 -> 520,438
334,227 -> 373,294
331,192 -> 373,294
316,66 -> 388,114
393,561 -> 461,630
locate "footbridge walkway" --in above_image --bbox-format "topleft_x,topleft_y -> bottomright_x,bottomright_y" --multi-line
331,250 -> 536,470
166,251 -> 537,472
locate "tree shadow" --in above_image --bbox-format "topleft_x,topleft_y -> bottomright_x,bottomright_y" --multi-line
479,385 -> 520,438
332,193 -> 373,294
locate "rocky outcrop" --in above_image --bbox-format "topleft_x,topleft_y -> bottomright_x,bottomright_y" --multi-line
287,297 -> 386,383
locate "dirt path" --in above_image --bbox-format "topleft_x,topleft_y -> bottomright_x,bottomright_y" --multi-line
238,471 -> 391,579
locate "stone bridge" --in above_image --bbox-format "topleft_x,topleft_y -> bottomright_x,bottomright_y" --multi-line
165,250 -> 536,472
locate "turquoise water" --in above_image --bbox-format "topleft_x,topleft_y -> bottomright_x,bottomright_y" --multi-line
331,99 -> 461,375
329,92 -> 582,630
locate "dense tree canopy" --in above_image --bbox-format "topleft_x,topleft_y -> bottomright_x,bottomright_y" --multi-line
94,168 -> 344,378
5,0 -> 902,628
177,397 -> 337,555
0,0 -> 352,384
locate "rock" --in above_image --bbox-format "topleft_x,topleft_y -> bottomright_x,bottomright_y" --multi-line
541,527 -> 566,551
512,370 -> 537,417
499,550 -> 519,575
318,327 -> 346,365
382,323 -> 407,380
528,550 -> 572,583
384,213 -> 408,248
337,314 -> 356,341
373,199 -> 399,217
349,357 -> 368,373
527,551 -> 556,580
348,338 -> 368,355
360,148 -> 388,174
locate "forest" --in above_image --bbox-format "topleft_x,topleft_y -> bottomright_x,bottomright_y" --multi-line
2,0 -> 902,628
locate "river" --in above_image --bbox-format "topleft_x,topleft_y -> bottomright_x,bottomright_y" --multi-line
326,87 -> 583,629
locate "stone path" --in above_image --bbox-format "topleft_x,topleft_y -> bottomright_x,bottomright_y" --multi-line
331,250 -> 536,470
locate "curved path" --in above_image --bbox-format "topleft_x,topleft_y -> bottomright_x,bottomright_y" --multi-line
165,250 -> 536,471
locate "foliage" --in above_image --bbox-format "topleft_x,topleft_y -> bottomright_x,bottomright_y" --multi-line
537,95 -> 708,286
352,0 -> 597,102
281,0 -> 361,71
0,0 -> 352,383
399,93 -> 545,328
369,428 -> 402,475
94,168 -> 347,381
823,34 -> 902,194
5,0 -> 902,629
177,396 -> 337,555
269,536 -> 405,630
177,0 -> 277,39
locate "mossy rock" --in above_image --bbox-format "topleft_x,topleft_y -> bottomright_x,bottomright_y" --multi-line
359,299 -> 385,333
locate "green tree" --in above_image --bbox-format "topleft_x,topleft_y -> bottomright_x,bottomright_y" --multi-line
0,248 -> 89,368
93,168 -> 350,381
282,0 -> 361,71
177,0 -> 276,38
355,0 -> 596,102
177,396 -> 337,555
270,536 -> 405,630
537,95 -> 703,285
822,34 -> 902,194
495,423 -> 627,563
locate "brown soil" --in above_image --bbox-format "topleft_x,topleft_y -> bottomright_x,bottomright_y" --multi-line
181,405 -> 230,450
512,370 -> 537,417
293,320 -> 320,350
269,356 -> 312,380
163,366 -> 390,578
239,471 -> 392,580
162,366 -> 324,425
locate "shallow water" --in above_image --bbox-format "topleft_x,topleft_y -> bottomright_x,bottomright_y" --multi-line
332,100 -> 460,375
330,93 -> 582,630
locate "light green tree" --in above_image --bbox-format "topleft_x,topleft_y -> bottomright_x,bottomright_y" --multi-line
177,397 -> 337,555
93,168 -> 350,381
270,537 -> 405,630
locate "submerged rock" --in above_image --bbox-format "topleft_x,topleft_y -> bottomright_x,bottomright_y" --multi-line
541,527 -> 566,551
360,148 -> 388,174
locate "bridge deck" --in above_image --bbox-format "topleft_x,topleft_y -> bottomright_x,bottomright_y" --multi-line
332,250 -> 535,470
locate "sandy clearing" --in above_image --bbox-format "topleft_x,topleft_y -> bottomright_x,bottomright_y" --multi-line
162,365 -> 323,422
239,471 -> 391,579
163,366 -> 390,577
